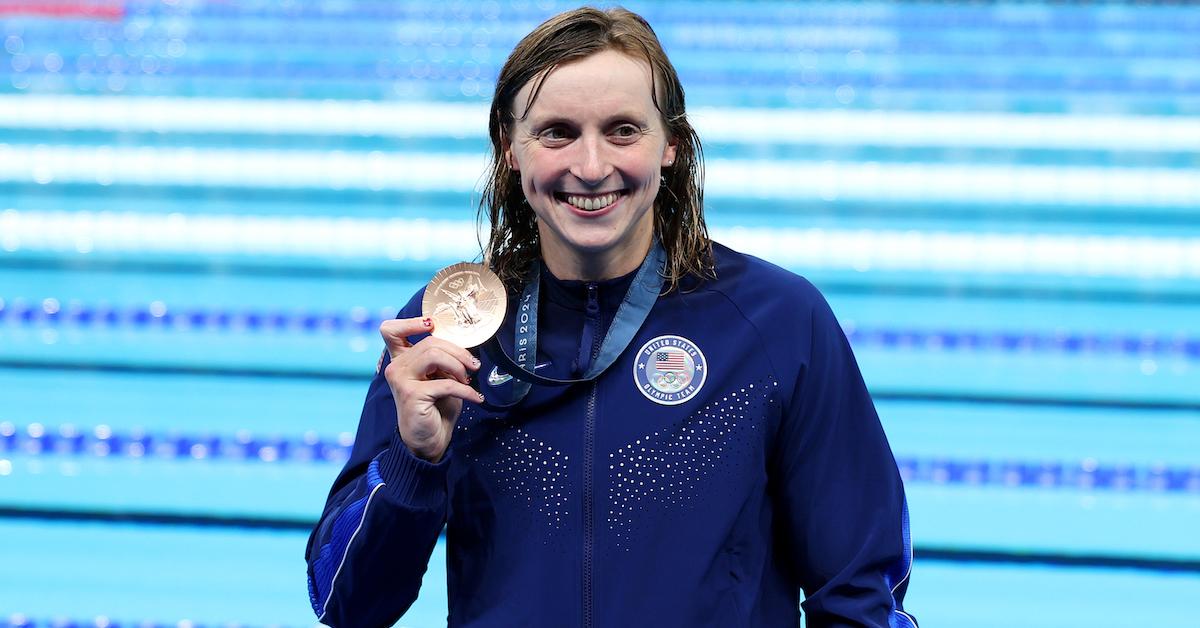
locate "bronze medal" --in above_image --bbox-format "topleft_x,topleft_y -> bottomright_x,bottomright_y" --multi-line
422,262 -> 506,348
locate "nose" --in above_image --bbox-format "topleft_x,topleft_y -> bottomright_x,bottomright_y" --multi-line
570,132 -> 613,185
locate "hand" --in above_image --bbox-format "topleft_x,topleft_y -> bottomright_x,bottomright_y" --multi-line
379,317 -> 483,463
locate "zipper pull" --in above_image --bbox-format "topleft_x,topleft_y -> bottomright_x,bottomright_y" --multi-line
586,282 -> 600,317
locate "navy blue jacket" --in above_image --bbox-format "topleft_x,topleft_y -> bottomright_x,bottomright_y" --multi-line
306,243 -> 916,627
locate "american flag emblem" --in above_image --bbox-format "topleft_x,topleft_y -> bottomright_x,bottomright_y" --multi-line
655,350 -> 687,372
635,335 -> 707,406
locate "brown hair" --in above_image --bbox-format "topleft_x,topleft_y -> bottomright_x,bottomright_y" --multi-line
479,6 -> 713,292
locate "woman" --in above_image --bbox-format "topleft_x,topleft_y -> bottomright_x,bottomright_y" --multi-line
306,7 -> 916,627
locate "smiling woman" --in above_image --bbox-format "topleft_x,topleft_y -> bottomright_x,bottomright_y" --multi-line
305,7 -> 917,628
482,7 -> 710,293
504,49 -> 676,281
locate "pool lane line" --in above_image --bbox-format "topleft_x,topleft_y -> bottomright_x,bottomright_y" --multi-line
0,505 -> 313,531
0,616 -> 309,628
4,97 -> 1200,151
816,280 -> 1200,306
6,211 -> 1200,280
3,3 -> 1196,32
9,182 -> 1200,231
0,254 -> 445,281
5,423 -> 1199,494
915,547 -> 1200,575
0,358 -> 368,382
1,505 -> 1198,576
874,390 -> 1200,413
3,300 -> 1199,362
5,127 -> 1200,171
1,423 -> 357,466
6,255 -> 1200,306
1,358 -> 1198,412
5,147 -> 1200,207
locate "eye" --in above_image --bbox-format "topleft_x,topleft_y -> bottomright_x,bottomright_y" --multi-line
537,126 -> 573,146
610,124 -> 644,143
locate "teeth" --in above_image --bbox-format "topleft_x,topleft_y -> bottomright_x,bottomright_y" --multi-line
565,192 -> 618,211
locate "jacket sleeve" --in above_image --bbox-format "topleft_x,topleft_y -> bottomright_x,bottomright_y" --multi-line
769,285 -> 917,628
305,299 -> 451,627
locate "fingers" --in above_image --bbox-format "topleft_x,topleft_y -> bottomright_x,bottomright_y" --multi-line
416,345 -> 472,384
380,316 -> 481,375
391,374 -> 484,418
385,344 -> 477,394
380,317 -> 433,356
422,329 -> 479,374
406,378 -> 486,406
379,316 -> 483,462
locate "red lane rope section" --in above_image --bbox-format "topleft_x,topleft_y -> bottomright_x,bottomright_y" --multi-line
0,1 -> 125,19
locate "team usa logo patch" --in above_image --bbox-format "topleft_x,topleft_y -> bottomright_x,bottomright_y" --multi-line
633,335 -> 707,405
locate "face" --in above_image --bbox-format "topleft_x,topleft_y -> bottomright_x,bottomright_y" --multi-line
504,49 -> 677,280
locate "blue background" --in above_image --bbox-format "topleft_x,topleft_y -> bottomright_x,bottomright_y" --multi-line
1,1 -> 1198,626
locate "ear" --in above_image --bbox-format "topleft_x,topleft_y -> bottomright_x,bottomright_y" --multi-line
661,136 -> 678,168
501,133 -> 519,173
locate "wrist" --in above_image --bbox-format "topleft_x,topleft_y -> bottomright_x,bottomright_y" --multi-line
410,442 -> 446,464
399,430 -> 448,463
375,429 -> 451,509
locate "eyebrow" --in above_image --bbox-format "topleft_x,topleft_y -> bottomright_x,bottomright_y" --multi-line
522,110 -> 651,129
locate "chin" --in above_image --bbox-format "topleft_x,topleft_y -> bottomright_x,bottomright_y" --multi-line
569,224 -> 645,249
561,237 -> 622,256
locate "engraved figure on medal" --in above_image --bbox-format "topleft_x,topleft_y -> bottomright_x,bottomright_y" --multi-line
422,263 -> 507,349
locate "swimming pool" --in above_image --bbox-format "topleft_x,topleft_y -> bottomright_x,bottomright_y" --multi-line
1,1 -> 1198,626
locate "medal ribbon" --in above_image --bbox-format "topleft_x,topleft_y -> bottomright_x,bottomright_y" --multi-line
482,240 -> 666,407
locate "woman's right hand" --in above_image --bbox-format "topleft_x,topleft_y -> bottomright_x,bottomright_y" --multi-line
379,317 -> 483,463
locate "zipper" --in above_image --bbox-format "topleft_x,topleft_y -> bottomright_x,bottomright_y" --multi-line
582,282 -> 601,628
576,283 -> 601,375
583,381 -> 597,627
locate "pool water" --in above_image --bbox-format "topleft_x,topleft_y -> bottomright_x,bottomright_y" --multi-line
1,1 -> 1198,626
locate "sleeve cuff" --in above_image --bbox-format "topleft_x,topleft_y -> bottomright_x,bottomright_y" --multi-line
374,429 -> 451,509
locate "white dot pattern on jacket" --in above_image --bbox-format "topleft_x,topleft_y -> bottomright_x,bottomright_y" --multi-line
462,418 -> 573,531
606,380 -> 777,549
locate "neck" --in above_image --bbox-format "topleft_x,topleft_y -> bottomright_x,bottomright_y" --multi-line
539,235 -> 653,282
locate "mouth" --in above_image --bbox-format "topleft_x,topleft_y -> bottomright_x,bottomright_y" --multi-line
554,190 -> 626,212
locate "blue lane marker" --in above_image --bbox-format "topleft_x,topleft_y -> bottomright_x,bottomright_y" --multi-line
0,300 -> 382,335
894,457 -> 1200,494
2,299 -> 1196,361
1,422 -> 1197,494
842,325 -> 1199,360
0,423 -> 352,467
0,616 -> 311,628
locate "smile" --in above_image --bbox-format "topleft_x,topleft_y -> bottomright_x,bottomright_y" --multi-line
556,190 -> 624,212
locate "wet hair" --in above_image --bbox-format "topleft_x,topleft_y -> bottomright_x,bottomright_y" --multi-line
479,6 -> 713,292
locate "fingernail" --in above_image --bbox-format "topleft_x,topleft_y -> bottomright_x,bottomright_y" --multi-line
421,317 -> 432,328
471,357 -> 481,368
477,392 -> 486,402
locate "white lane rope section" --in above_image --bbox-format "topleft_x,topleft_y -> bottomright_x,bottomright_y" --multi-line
1,144 -> 1198,207
0,210 -> 484,261
3,210 -> 1198,279
0,144 -> 488,192
2,95 -> 1200,152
